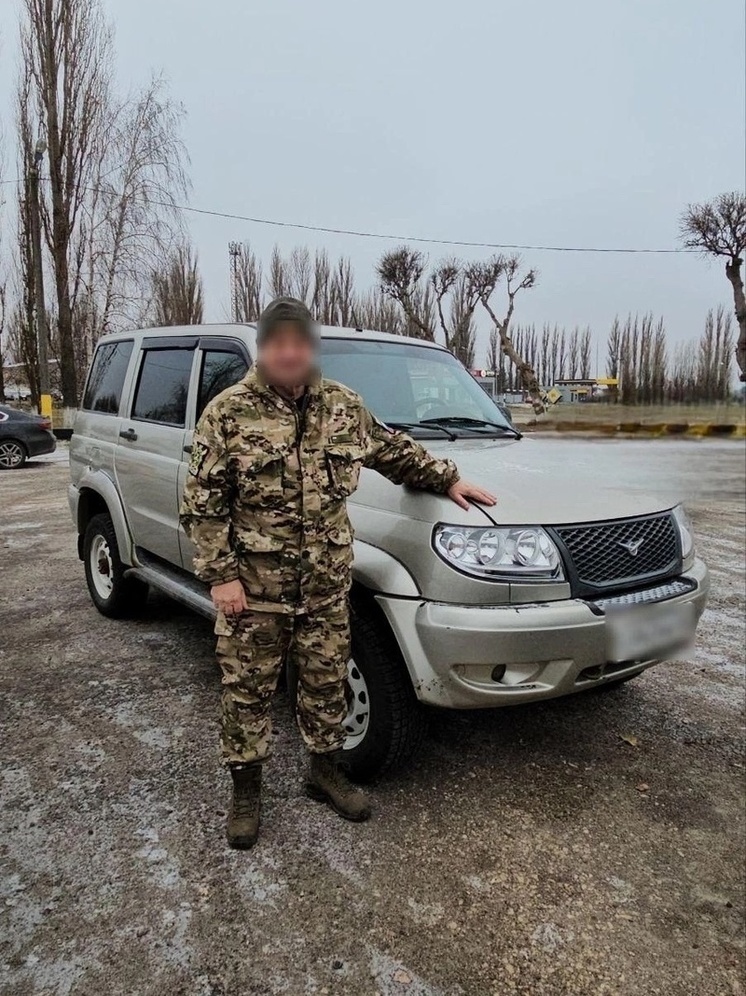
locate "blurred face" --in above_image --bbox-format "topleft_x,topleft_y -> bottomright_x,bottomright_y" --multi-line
257,323 -> 317,388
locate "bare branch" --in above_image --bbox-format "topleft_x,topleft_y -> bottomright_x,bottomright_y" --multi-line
150,241 -> 203,326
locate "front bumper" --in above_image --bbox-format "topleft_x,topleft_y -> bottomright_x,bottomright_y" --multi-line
376,557 -> 709,708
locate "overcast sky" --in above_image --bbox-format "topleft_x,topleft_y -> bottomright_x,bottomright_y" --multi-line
1,0 -> 745,369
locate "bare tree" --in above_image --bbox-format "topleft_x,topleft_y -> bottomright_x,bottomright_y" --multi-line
429,260 -> 482,365
287,246 -> 313,305
18,0 -> 187,401
354,287 -> 403,333
567,327 -> 579,379
473,254 -> 543,412
311,249 -> 333,322
606,317 -> 622,399
485,326 -> 499,376
697,305 -> 734,401
651,318 -> 667,404
681,192 -> 746,381
446,273 -> 480,367
539,324 -> 551,386
150,243 -> 204,326
78,77 -> 188,357
430,259 -> 459,349
579,327 -> 592,379
9,125 -> 41,404
333,256 -> 356,327
376,248 -> 435,340
19,0 -> 111,405
668,341 -> 698,403
232,242 -> 264,322
268,245 -> 289,298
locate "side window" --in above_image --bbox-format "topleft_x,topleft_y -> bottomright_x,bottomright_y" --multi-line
197,350 -> 248,418
82,340 -> 134,414
132,348 -> 194,426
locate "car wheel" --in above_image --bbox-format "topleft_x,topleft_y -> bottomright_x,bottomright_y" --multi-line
0,439 -> 27,469
287,600 -> 426,781
83,512 -> 149,618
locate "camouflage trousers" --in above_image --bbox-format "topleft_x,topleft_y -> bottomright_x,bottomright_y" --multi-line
215,598 -> 350,765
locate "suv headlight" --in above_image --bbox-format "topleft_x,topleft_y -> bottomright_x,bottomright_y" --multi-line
433,524 -> 564,581
672,504 -> 695,561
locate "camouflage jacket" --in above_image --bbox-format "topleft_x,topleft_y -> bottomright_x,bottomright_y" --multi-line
180,366 -> 459,613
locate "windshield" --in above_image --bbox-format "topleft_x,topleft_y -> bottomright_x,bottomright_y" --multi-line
319,337 -> 514,436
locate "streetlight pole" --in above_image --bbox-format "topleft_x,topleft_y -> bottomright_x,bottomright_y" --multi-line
228,241 -> 240,323
28,138 -> 51,419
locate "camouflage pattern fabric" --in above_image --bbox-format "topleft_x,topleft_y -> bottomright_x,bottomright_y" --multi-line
180,364 -> 458,763
180,365 -> 459,614
216,599 -> 350,763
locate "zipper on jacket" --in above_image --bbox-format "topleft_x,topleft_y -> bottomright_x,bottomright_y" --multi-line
292,394 -> 309,610
271,387 -> 310,612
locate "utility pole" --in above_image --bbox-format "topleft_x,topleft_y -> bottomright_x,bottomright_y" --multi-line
28,139 -> 52,419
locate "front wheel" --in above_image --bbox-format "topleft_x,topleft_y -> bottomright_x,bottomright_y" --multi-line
288,600 -> 426,781
83,512 -> 149,618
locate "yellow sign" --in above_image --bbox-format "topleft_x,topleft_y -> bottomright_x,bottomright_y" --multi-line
40,394 -> 53,419
595,377 -> 618,387
546,387 -> 562,404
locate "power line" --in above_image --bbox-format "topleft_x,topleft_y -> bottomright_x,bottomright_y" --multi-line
0,175 -> 694,253
176,202 -> 693,253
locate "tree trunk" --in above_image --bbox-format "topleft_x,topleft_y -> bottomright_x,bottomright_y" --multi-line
725,256 -> 746,382
497,323 -> 544,413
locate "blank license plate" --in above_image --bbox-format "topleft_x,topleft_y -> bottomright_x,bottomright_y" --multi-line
606,601 -> 696,663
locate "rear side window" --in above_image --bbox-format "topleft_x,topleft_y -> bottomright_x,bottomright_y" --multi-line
198,350 -> 248,418
82,340 -> 133,414
132,348 -> 194,426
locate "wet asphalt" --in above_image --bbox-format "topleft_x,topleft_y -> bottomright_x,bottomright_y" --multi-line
0,438 -> 744,996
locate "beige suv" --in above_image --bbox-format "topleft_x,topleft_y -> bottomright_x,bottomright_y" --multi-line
69,323 -> 709,777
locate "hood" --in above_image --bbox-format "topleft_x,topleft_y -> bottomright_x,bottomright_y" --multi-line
423,435 -> 677,525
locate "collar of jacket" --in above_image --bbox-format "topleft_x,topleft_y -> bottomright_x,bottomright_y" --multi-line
242,364 -> 323,405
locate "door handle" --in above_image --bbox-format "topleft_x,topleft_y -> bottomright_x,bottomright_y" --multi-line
183,444 -> 193,454
119,428 -> 138,442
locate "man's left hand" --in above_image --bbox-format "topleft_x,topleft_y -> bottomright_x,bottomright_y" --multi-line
447,479 -> 497,510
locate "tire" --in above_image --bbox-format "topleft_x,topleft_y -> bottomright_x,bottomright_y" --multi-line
0,439 -> 27,470
83,512 -> 149,618
287,599 -> 426,781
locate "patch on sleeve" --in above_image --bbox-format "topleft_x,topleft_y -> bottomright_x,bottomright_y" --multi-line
188,442 -> 209,477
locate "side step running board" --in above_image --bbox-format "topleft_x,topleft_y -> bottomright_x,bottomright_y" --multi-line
125,561 -> 216,620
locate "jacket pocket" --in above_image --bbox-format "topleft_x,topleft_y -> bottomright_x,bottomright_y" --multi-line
234,449 -> 284,505
324,445 -> 364,499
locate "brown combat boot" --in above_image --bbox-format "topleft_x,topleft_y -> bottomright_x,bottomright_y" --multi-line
305,753 -> 371,822
226,763 -> 262,849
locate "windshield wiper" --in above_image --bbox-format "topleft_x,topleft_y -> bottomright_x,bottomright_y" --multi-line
420,416 -> 523,440
386,420 -> 458,441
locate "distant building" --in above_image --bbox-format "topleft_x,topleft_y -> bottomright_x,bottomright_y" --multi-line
551,378 -> 618,403
470,372 -> 525,404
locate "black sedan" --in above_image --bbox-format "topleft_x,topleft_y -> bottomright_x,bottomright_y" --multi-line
0,404 -> 57,469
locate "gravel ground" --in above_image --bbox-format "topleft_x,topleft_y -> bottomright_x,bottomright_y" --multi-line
1,440 -> 744,996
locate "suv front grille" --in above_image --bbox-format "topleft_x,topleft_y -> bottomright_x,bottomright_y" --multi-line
552,512 -> 680,595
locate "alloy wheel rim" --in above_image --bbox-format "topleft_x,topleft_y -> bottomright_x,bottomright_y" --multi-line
89,534 -> 114,599
342,657 -> 370,749
0,441 -> 24,469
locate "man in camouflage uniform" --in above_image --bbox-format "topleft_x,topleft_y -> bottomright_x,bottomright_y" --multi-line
181,297 -> 496,848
